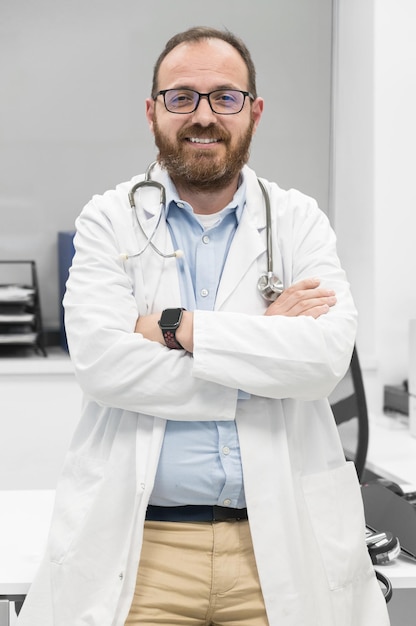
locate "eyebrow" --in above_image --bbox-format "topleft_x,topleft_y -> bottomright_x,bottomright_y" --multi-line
164,84 -> 246,93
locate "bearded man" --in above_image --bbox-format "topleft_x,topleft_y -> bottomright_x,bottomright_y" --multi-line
17,26 -> 389,626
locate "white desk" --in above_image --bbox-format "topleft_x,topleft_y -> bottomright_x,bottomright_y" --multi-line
366,412 -> 416,489
0,349 -> 82,491
339,412 -> 416,624
0,491 -> 54,625
339,410 -> 416,489
366,414 -> 416,593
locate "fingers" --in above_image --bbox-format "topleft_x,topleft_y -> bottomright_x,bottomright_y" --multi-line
298,302 -> 333,319
264,278 -> 337,318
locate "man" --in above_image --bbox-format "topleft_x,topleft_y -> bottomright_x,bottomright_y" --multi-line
18,27 -> 389,626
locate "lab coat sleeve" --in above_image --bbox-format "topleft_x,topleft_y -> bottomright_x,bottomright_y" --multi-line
192,189 -> 357,401
63,192 -> 238,421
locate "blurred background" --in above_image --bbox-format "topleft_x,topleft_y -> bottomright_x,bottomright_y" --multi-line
0,0 -> 333,330
1,0 -> 416,413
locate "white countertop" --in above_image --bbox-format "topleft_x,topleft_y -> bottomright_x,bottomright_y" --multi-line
367,412 -> 416,489
0,347 -> 74,375
0,490 -> 55,595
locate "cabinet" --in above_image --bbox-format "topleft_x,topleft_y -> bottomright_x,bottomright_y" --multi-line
0,260 -> 46,356
0,350 -> 81,489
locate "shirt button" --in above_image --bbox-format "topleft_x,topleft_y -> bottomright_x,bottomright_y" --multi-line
222,446 -> 230,455
200,288 -> 209,297
177,202 -> 185,208
202,235 -> 210,244
223,499 -> 232,507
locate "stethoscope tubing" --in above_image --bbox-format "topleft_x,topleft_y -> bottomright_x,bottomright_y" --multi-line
127,162 -> 283,299
127,163 -> 178,259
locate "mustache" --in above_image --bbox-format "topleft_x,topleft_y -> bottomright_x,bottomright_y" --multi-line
177,124 -> 230,142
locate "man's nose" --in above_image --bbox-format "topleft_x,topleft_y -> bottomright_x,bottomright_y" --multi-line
191,96 -> 217,124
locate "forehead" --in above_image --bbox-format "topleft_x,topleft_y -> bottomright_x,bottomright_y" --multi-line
157,39 -> 249,90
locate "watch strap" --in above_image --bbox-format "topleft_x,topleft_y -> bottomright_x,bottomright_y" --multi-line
161,328 -> 183,350
158,308 -> 185,350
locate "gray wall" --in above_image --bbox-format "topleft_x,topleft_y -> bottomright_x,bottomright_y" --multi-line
1,0 -> 333,329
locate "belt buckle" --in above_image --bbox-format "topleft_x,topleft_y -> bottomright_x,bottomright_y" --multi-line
212,505 -> 245,522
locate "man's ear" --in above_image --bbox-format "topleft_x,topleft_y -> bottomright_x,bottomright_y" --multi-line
251,97 -> 264,134
145,98 -> 155,133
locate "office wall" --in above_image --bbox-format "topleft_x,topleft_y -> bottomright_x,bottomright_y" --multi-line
332,0 -> 416,411
331,1 -> 376,365
0,0 -> 333,329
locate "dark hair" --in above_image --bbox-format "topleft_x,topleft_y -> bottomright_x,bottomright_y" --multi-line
151,26 -> 257,98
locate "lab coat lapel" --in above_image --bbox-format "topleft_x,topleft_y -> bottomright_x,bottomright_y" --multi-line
215,169 -> 267,311
215,215 -> 265,310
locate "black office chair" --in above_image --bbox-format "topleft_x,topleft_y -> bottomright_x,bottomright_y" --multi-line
329,345 -> 369,483
330,349 -> 395,604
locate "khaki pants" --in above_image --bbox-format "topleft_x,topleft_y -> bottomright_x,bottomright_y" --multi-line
125,519 -> 269,626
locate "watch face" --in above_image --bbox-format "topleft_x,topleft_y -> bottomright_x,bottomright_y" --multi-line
160,308 -> 183,328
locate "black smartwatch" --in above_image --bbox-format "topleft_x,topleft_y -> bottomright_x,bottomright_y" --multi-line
158,308 -> 186,349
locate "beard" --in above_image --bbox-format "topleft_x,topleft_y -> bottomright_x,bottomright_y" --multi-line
152,115 -> 254,192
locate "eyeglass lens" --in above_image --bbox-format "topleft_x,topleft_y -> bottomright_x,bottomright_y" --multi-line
163,89 -> 246,114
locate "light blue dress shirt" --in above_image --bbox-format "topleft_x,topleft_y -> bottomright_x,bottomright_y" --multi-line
149,175 -> 247,508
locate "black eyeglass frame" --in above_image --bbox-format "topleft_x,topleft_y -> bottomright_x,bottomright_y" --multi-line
153,88 -> 255,115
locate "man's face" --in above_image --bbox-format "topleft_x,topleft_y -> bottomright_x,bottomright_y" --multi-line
146,39 -> 263,192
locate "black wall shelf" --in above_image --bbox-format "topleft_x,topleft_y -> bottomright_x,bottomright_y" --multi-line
0,260 -> 47,357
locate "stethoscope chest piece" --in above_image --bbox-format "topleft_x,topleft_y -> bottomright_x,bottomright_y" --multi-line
257,272 -> 284,302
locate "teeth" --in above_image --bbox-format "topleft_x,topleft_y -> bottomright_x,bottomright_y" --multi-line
189,137 -> 219,144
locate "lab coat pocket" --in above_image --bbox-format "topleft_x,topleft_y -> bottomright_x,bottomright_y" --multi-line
301,462 -> 371,590
49,452 -> 105,564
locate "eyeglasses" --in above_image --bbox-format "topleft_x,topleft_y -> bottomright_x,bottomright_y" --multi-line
154,88 -> 254,115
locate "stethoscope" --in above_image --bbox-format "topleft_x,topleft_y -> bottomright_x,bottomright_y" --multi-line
123,161 -> 284,302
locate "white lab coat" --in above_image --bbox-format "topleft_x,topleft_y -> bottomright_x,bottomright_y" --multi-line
18,164 -> 390,626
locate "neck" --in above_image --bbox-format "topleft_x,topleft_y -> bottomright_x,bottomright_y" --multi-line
173,175 -> 240,215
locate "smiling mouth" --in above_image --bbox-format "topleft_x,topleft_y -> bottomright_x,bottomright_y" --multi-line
187,137 -> 221,144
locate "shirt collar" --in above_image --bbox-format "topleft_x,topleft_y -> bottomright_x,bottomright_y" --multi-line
164,171 -> 246,224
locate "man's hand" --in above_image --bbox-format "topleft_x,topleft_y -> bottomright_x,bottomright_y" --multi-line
135,312 -> 164,343
264,278 -> 336,318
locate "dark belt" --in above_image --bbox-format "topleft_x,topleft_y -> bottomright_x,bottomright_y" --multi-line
145,504 -> 248,522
